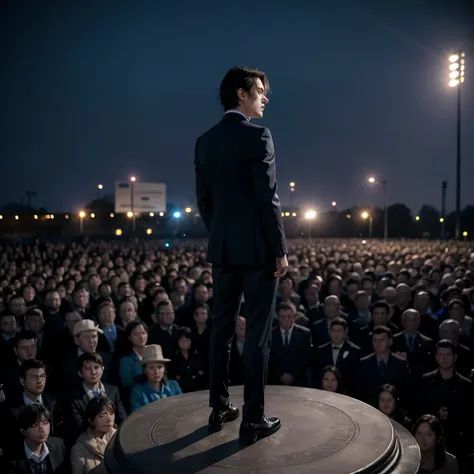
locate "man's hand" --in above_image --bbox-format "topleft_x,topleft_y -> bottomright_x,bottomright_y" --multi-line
274,255 -> 289,278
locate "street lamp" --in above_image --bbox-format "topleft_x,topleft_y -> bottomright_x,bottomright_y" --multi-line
304,209 -> 316,241
368,175 -> 388,240
79,210 -> 86,233
130,176 -> 137,234
448,51 -> 465,239
361,210 -> 373,238
97,184 -> 103,198
289,182 -> 295,209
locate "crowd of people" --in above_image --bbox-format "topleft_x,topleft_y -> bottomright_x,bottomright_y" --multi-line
0,237 -> 473,473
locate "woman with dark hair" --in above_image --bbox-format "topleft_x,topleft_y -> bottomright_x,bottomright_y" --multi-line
130,345 -> 182,412
412,414 -> 458,474
118,321 -> 148,388
170,327 -> 206,393
377,384 -> 412,429
320,366 -> 346,394
70,396 -> 116,474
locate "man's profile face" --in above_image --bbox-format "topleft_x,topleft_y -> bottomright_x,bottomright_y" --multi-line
237,78 -> 269,119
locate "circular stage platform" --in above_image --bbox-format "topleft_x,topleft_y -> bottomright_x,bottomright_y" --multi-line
104,386 -> 420,474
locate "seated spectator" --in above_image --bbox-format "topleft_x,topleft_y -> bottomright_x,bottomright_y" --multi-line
412,414 -> 458,474
3,360 -> 62,452
170,327 -> 206,393
377,384 -> 412,429
67,353 -> 126,446
118,321 -> 148,388
7,403 -> 67,474
70,396 -> 116,474
320,366 -> 346,394
130,345 -> 182,412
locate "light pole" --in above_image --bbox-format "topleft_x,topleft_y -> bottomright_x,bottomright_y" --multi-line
304,210 -> 316,241
448,51 -> 465,240
130,176 -> 136,234
368,176 -> 388,240
79,210 -> 86,234
97,184 -> 103,198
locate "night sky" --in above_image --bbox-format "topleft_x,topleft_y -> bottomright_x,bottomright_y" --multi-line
1,1 -> 473,214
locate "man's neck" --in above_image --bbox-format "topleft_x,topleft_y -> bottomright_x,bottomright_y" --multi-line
24,390 -> 41,402
405,330 -> 417,337
85,381 -> 101,391
377,351 -> 390,361
160,324 -> 171,331
439,367 -> 454,379
26,439 -> 44,456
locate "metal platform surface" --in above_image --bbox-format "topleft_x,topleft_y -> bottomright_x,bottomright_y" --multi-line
104,386 -> 420,474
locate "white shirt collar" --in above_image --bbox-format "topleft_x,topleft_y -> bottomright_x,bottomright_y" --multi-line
225,110 -> 249,121
24,440 -> 49,463
23,393 -> 43,406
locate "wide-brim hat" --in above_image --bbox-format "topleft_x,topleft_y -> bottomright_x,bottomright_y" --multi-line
140,344 -> 171,365
73,319 -> 104,337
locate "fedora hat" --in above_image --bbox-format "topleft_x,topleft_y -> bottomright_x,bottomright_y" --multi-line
73,319 -> 104,337
140,344 -> 171,365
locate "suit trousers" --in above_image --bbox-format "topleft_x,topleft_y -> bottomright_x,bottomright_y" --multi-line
209,264 -> 278,422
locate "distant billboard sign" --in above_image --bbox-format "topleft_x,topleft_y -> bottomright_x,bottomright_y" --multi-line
114,181 -> 166,213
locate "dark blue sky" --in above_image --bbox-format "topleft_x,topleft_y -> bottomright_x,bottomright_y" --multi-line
1,1 -> 473,214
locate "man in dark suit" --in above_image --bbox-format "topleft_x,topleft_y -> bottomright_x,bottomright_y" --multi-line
391,309 -> 435,379
313,318 -> 360,395
147,300 -> 179,360
8,404 -> 68,474
353,301 -> 399,356
65,352 -> 127,447
419,339 -> 474,462
195,66 -> 288,443
3,360 -> 62,453
357,325 -> 410,407
269,302 -> 312,387
310,296 -> 348,348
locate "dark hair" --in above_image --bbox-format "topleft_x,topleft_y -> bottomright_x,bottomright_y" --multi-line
77,352 -> 104,372
20,359 -> 46,379
370,301 -> 390,315
219,66 -> 269,111
436,338 -> 457,355
17,404 -> 51,433
330,318 -> 348,330
85,396 -> 115,426
177,326 -> 193,340
412,415 -> 446,470
321,365 -> 345,394
126,320 -> 148,339
14,331 -> 37,348
194,302 -> 209,313
378,384 -> 410,426
278,301 -> 297,314
372,325 -> 393,338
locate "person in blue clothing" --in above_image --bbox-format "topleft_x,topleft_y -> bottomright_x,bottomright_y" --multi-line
130,344 -> 182,412
119,321 -> 149,388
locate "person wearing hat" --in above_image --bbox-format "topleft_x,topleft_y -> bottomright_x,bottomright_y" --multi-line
130,345 -> 182,413
59,320 -> 114,394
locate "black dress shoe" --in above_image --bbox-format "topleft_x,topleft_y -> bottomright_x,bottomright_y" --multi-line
239,415 -> 281,445
208,404 -> 240,432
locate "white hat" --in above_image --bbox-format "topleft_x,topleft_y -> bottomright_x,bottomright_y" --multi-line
73,319 -> 104,337
140,345 -> 171,365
